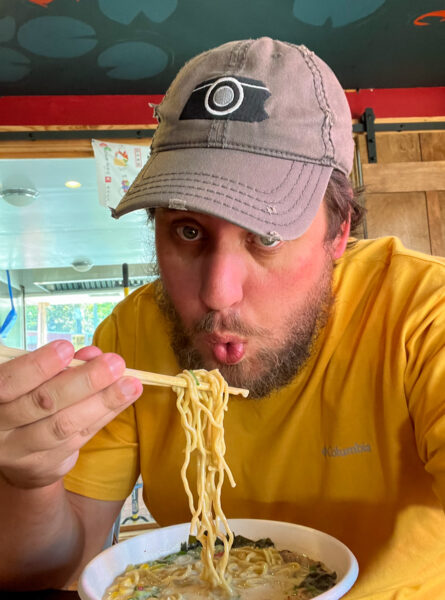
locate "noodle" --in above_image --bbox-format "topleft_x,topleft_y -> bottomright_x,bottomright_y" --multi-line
103,369 -> 337,600
174,369 -> 236,593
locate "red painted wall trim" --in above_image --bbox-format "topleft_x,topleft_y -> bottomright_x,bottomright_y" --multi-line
0,94 -> 164,127
0,88 -> 444,126
346,87 -> 445,120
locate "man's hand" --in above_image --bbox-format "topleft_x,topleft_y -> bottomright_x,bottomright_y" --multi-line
0,340 -> 142,489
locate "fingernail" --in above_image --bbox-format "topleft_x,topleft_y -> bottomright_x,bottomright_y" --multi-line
55,341 -> 73,361
118,378 -> 138,398
104,353 -> 124,377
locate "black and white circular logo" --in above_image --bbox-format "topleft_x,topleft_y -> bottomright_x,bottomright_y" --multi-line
205,77 -> 245,116
180,75 -> 271,123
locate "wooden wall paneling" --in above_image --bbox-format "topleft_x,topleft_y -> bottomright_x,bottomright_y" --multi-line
426,191 -> 445,256
357,130 -> 445,255
420,133 -> 445,257
362,161 -> 445,193
353,134 -> 426,251
0,139 -> 96,158
0,125 -> 154,158
373,132 -> 421,163
419,132 -> 445,161
354,133 -> 426,250
365,192 -> 431,254
355,131 -> 421,164
0,138 -> 152,159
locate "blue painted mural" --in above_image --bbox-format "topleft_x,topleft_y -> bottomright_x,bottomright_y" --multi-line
0,0 -> 442,93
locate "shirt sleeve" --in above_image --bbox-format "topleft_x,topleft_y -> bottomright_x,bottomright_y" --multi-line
406,285 -> 445,508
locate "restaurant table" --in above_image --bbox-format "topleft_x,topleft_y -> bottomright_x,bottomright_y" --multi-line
9,590 -> 79,599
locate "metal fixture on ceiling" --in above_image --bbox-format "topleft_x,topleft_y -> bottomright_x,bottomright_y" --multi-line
0,187 -> 40,207
71,259 -> 94,273
34,276 -> 155,294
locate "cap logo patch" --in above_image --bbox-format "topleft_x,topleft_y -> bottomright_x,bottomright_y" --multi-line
180,76 -> 270,122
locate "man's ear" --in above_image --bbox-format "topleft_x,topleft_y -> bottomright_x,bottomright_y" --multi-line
332,216 -> 351,259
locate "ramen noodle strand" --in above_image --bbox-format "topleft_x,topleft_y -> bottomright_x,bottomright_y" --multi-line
174,369 -> 236,593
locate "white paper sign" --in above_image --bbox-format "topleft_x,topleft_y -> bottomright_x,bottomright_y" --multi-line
92,139 -> 151,209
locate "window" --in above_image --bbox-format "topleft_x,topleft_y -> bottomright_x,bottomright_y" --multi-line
25,293 -> 123,350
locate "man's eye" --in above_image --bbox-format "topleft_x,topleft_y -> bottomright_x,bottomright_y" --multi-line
176,225 -> 202,241
253,235 -> 282,248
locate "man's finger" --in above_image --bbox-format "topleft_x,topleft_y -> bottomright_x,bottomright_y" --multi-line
7,376 -> 142,457
0,341 -> 74,403
0,375 -> 140,488
0,352 -> 127,430
74,345 -> 103,361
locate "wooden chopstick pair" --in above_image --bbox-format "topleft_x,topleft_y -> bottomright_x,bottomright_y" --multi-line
0,345 -> 249,397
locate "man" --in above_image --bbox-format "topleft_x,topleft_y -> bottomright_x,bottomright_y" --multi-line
1,38 -> 444,598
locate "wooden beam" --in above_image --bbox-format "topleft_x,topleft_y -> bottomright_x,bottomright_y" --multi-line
362,161 -> 445,193
0,138 -> 152,159
365,191 -> 431,254
0,125 -> 154,158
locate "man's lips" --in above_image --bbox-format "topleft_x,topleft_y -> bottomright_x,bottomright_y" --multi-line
206,334 -> 246,365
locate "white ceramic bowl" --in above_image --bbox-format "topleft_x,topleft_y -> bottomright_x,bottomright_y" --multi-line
78,518 -> 359,600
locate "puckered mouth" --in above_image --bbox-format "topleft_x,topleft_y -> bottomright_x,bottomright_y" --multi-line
206,333 -> 248,346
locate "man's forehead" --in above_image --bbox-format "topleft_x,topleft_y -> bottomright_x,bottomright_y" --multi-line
156,207 -> 247,228
154,203 -> 327,241
155,207 -> 276,239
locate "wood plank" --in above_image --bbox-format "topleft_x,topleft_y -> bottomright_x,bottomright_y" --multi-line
362,161 -> 445,193
354,132 -> 421,165
365,192 -> 431,254
426,191 -> 445,257
0,123 -> 154,157
419,132 -> 445,161
0,137 -> 152,159
373,117 -> 445,124
372,132 -> 421,163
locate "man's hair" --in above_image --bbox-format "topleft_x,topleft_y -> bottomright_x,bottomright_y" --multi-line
324,169 -> 366,242
146,168 -> 366,242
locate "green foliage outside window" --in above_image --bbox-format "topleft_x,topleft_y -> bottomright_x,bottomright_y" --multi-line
26,301 -> 117,335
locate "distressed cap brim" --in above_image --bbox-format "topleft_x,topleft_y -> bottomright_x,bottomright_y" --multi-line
112,147 -> 332,241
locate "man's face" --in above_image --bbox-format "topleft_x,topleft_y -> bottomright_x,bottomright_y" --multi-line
154,204 -> 344,398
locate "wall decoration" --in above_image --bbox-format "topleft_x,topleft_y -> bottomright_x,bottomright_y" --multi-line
292,0 -> 386,27
98,0 -> 178,25
17,16 -> 96,58
0,47 -> 30,82
92,140 -> 151,210
0,0 -> 442,94
27,0 -> 56,6
414,11 -> 445,26
97,41 -> 169,80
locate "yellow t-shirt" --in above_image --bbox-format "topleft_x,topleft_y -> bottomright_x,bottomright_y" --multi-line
64,237 -> 445,599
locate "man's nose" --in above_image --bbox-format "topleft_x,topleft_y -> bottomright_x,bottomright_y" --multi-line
199,248 -> 247,312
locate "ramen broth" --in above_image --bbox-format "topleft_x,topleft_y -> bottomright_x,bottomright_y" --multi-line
103,536 -> 337,600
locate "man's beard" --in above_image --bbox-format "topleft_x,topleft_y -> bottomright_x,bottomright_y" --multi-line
155,257 -> 335,399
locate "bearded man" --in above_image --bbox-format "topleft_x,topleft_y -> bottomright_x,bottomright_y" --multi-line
1,38 -> 445,600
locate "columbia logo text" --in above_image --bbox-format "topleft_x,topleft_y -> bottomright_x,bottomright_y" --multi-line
322,443 -> 371,458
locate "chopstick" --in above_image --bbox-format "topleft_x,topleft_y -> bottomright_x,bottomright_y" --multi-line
0,345 -> 249,397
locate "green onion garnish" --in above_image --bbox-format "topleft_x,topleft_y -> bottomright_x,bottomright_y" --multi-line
187,370 -> 200,386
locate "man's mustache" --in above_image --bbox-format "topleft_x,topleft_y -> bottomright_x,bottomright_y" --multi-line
193,311 -> 269,338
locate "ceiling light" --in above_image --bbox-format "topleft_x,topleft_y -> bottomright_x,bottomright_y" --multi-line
65,180 -> 82,189
71,259 -> 93,272
0,187 -> 39,206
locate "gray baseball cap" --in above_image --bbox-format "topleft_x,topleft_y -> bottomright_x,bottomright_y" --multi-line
112,37 -> 354,241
